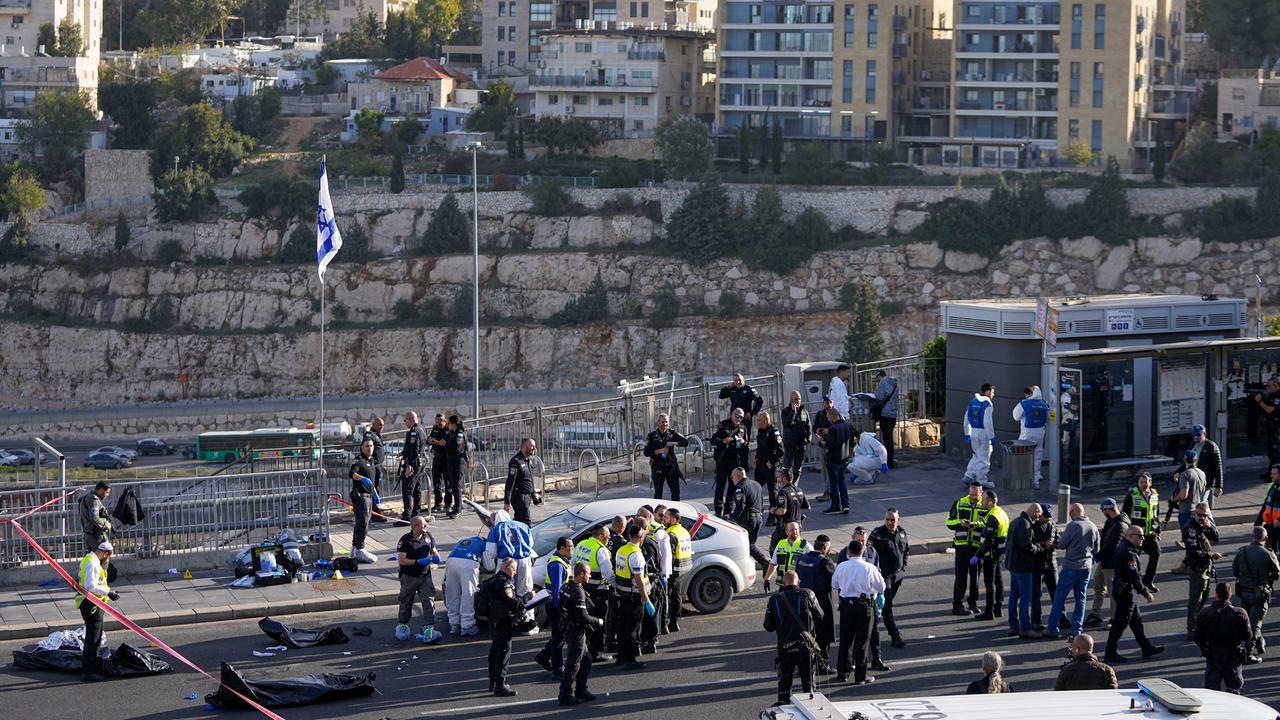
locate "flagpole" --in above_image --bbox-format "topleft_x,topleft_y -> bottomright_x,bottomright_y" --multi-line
320,263 -> 325,468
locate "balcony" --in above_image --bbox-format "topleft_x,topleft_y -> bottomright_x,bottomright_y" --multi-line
1136,15 -> 1146,34
955,4 -> 1061,27
956,97 -> 1057,112
893,14 -> 907,31
1149,97 -> 1192,116
892,43 -> 907,58
530,75 -> 657,89
627,50 -> 665,61
959,41 -> 1057,55
0,0 -> 32,9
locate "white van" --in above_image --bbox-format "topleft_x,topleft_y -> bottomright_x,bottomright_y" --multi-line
547,422 -> 620,451
763,680 -> 1279,720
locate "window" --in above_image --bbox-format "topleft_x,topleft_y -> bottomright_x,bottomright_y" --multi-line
867,4 -> 878,48
592,5 -> 615,20
842,59 -> 853,102
549,94 -> 559,104
630,1 -> 636,15
634,120 -> 645,131
1090,119 -> 1102,152
966,4 -> 980,16
1069,61 -> 1080,106
841,114 -> 852,136
1092,61 -> 1103,107
498,26 -> 505,40
598,97 -> 613,105
865,59 -> 876,102
1094,3 -> 1105,49
632,69 -> 653,79
497,50 -> 506,64
635,96 -> 649,106
498,2 -> 505,15
509,26 -> 516,42
779,32 -> 804,50
642,1 -> 649,17
844,3 -> 854,47
1071,4 -> 1081,49
1068,119 -> 1079,139
530,2 -> 551,21
813,59 -> 832,80
509,1 -> 518,17
572,94 -> 587,104
575,41 -> 592,52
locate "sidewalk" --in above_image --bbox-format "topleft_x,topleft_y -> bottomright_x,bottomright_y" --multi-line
1,449 -> 1270,642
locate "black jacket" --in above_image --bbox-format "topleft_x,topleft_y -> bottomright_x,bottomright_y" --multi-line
1182,519 -> 1220,569
488,572 -> 524,620
712,419 -> 750,469
762,586 -> 823,651
1112,539 -> 1146,595
428,424 -> 449,457
822,420 -> 854,464
402,424 -> 427,471
560,581 -> 599,634
1031,518 -> 1059,573
772,484 -> 807,525
643,429 -> 688,470
1097,512 -> 1130,569
720,384 -> 764,418
111,486 -> 146,527
755,425 -> 784,471
730,478 -> 766,525
362,428 -> 385,465
504,451 -> 536,500
1177,440 -> 1224,492
868,525 -> 910,580
349,454 -> 378,492
781,405 -> 811,445
1194,600 -> 1251,654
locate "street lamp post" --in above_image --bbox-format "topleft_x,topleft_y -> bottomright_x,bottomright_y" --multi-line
467,141 -> 482,428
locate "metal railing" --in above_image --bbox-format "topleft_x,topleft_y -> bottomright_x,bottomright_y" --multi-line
850,354 -> 945,447
470,462 -> 491,508
0,469 -> 328,566
577,449 -> 601,497
52,194 -> 153,219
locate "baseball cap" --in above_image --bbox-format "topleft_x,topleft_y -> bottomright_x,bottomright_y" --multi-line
1039,503 -> 1052,518
1099,498 -> 1116,509
1183,449 -> 1198,460
1191,424 -> 1206,435
96,541 -> 114,553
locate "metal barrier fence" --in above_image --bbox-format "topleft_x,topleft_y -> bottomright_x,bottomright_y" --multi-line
850,354 -> 945,444
0,469 -> 328,566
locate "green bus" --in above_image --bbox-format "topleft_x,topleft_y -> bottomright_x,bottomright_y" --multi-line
195,428 -> 321,464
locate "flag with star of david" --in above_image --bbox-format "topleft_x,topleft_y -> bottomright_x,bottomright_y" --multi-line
316,157 -> 343,280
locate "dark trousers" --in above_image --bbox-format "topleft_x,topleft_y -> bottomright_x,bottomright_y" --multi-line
560,629 -> 593,700
713,465 -> 734,514
79,601 -> 103,676
536,601 -> 563,670
642,582 -> 665,647
837,599 -> 874,681
778,648 -> 813,702
587,585 -> 610,654
881,577 -> 904,639
1204,651 -> 1245,694
982,556 -> 1005,613
350,490 -> 371,549
878,417 -> 896,467
400,465 -> 423,517
953,546 -> 979,608
444,462 -> 463,514
652,465 -> 680,501
666,573 -> 684,629
782,442 -> 806,484
511,492 -> 533,526
756,465 -> 778,507
615,592 -> 642,662
824,460 -> 849,510
1238,586 -> 1270,654
742,514 -> 770,568
604,588 -> 619,652
870,611 -> 882,663
1105,590 -> 1155,657
1033,565 -> 1056,623
431,455 -> 446,508
1141,535 -> 1161,589
488,618 -> 515,684
397,572 -> 435,625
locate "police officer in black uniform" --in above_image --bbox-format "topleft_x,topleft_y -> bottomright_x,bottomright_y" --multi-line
487,558 -> 523,696
755,411 -> 785,509
1103,525 -> 1165,664
427,414 -> 450,513
763,570 -> 824,706
712,409 -> 751,517
1253,376 -> 1280,471
643,414 -> 688,501
730,467 -> 771,570
781,391 -> 811,484
559,561 -> 601,706
348,438 -> 380,562
399,412 -> 428,520
720,372 -> 764,423
768,469 -> 807,550
362,417 -> 387,521
443,416 -> 469,519
504,438 -> 541,526
796,534 -> 836,673
867,509 -> 910,648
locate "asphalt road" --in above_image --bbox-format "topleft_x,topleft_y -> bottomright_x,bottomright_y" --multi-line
4,526 -> 1277,720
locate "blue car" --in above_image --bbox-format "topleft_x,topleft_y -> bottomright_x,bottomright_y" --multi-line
83,451 -> 129,470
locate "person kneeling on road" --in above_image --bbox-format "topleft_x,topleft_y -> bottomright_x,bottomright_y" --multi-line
395,515 -> 443,644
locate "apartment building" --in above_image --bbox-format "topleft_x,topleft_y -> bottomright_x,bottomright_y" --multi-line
348,56 -> 472,114
530,25 -> 715,137
291,0 -> 412,38
1218,66 -> 1280,140
0,0 -> 102,109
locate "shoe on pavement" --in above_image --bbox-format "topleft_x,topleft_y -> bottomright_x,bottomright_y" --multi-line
823,507 -> 843,514
1019,631 -> 1044,640
890,636 -> 906,649
1246,655 -> 1263,665
952,605 -> 971,617
420,625 -> 443,644
493,685 -> 517,697
1007,629 -> 1020,637
1083,612 -> 1102,627
993,605 -> 1003,618
535,655 -> 554,673
461,626 -> 480,636
973,610 -> 994,621
842,508 -> 850,514
577,691 -> 597,702
559,697 -> 582,706
871,661 -> 891,672
1146,584 -> 1160,594
355,548 -> 378,564
835,675 -> 849,683
395,623 -> 412,641
1059,616 -> 1072,631
815,665 -> 835,676
857,676 -> 876,685
450,624 -> 461,635
1104,653 -> 1128,664
1142,645 -> 1165,659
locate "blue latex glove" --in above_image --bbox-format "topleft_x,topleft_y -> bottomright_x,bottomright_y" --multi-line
990,437 -> 997,448
644,600 -> 656,617
430,554 -> 442,565
357,474 -> 373,490
659,576 -> 667,590
964,435 -> 971,444
416,557 -> 433,566
968,555 -> 979,566
372,491 -> 382,506
880,463 -> 889,473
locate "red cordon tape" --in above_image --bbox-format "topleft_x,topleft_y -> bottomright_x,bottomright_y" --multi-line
4,519 -> 287,720
1,486 -> 85,522
326,493 -> 410,525
687,512 -> 709,538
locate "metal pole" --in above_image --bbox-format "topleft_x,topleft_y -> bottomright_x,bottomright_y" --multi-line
471,143 -> 481,426
320,261 -> 326,467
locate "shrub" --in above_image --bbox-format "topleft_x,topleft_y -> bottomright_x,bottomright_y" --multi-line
665,175 -> 732,262
548,273 -> 609,325
392,297 -> 447,326
421,193 -> 470,255
599,157 -> 641,188
153,166 -> 216,223
527,182 -> 572,216
1062,138 -> 1097,167
334,221 -> 371,262
1199,196 -> 1260,244
786,143 -> 844,185
916,199 -> 988,254
658,116 -> 712,180
1078,156 -> 1134,244
1171,137 -> 1250,183
768,207 -> 831,275
718,291 -> 745,317
276,224 -> 313,263
389,151 -> 406,193
332,303 -> 349,322
650,292 -> 680,322
450,287 -> 473,324
113,211 -> 131,252
237,176 -> 311,230
155,239 -> 185,264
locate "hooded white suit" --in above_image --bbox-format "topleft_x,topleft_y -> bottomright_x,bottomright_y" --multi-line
848,432 -> 889,484
963,393 -> 995,484
1012,386 -> 1049,484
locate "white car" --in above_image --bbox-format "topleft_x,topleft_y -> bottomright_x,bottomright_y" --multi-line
0,450 -> 19,467
529,497 -> 755,614
91,445 -> 137,461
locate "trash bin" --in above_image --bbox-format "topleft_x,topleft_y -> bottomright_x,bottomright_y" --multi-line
1001,440 -> 1036,491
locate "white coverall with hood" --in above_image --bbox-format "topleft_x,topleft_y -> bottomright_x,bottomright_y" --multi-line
848,432 -> 889,485
483,509 -> 534,597
963,393 -> 995,485
1012,385 -> 1048,484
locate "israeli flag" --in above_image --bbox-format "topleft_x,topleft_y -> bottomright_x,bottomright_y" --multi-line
316,157 -> 343,280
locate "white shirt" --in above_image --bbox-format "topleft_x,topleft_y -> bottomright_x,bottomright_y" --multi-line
627,550 -> 646,582
81,553 -> 110,597
831,556 -> 886,598
829,376 -> 851,419
651,527 -> 673,577
595,546 -> 616,584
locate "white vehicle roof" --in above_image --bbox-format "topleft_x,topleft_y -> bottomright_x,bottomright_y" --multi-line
559,497 -> 710,520
768,685 -> 1278,720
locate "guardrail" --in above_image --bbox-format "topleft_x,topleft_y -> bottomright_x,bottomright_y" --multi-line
0,469 -> 327,566
577,449 -> 601,497
51,194 -> 153,219
470,462 -> 491,509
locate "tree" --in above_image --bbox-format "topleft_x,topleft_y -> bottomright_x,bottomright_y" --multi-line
506,117 -> 520,158
736,126 -> 752,174
421,192 -> 470,254
354,107 -> 386,148
394,117 -> 424,146
1195,81 -> 1218,124
153,165 -> 217,222
321,9 -> 383,59
1153,130 -> 1167,183
137,0 -> 238,46
770,117 -> 783,174
17,90 -> 95,178
746,184 -> 785,252
151,103 -> 256,179
37,23 -> 57,54
1062,138 -> 1097,167
665,174 -> 732,262
0,166 -> 47,224
1257,170 -> 1280,228
114,211 -> 132,252
390,151 -> 406,193
100,80 -> 157,150
528,116 -> 600,158
548,272 -> 610,325
56,17 -> 83,56
1202,0 -> 1280,67
658,115 -> 712,179
1080,156 -> 1131,244
842,279 -> 886,364
411,0 -> 462,54
786,142 -> 842,185
276,223 -> 314,263
237,176 -> 311,231
465,79 -> 515,133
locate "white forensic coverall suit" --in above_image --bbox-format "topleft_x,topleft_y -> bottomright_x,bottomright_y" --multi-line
848,432 -> 889,485
1012,386 -> 1049,485
445,535 -> 484,631
963,394 -> 995,485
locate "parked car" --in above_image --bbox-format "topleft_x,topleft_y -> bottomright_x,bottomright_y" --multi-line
0,451 -> 19,467
136,438 -> 176,456
83,452 -> 130,470
91,446 -> 137,461
2,449 -> 50,466
180,444 -> 197,459
529,497 -> 754,614
384,440 -> 404,459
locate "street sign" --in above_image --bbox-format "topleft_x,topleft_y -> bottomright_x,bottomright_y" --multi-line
1106,308 -> 1135,333
1036,299 -> 1059,346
